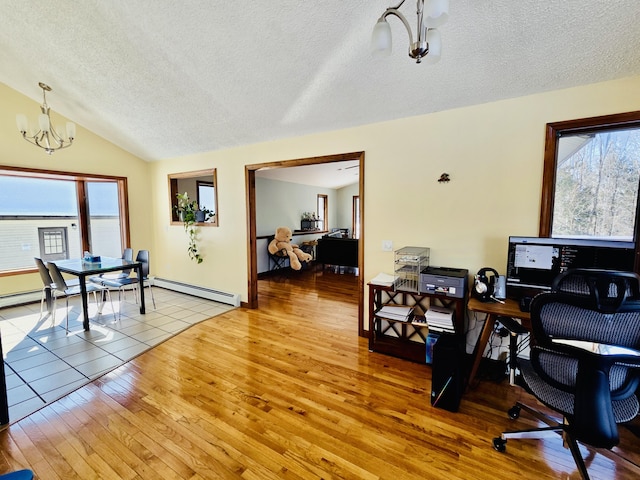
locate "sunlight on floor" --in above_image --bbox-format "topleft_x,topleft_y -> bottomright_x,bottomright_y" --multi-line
0,287 -> 235,424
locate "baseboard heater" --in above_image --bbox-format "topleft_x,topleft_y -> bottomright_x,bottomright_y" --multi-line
153,278 -> 241,307
0,291 -> 42,309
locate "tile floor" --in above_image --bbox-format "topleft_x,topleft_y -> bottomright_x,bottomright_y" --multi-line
0,286 -> 235,424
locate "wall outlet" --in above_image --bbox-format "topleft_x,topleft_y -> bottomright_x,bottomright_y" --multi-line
382,240 -> 393,252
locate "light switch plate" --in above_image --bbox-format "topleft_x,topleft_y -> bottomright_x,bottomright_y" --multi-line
382,240 -> 393,252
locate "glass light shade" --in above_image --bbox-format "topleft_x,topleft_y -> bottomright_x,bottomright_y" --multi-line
423,28 -> 441,64
425,0 -> 449,27
16,114 -> 28,133
66,122 -> 76,140
371,19 -> 392,56
38,113 -> 50,132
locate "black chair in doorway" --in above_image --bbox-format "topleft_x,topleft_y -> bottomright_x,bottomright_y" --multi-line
267,235 -> 289,271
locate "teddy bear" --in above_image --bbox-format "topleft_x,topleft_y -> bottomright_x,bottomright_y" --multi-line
268,226 -> 312,270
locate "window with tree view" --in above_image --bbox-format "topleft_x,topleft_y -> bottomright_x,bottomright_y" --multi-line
540,111 -> 640,273
552,129 -> 639,240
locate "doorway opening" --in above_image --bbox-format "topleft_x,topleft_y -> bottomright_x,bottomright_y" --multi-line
245,151 -> 366,336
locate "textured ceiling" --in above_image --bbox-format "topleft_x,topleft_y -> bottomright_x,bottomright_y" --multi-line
1,1 -> 640,163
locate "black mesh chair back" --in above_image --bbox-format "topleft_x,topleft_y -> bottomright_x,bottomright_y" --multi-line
494,269 -> 640,479
536,269 -> 640,348
551,268 -> 639,312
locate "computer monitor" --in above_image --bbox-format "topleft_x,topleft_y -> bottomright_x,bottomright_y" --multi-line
505,236 -> 636,300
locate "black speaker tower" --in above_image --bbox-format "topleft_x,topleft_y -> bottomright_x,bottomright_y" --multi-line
430,333 -> 464,412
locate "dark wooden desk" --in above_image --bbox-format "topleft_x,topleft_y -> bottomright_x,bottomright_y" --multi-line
467,297 -> 531,388
53,257 -> 145,331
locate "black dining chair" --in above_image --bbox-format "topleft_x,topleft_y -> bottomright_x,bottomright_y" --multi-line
99,249 -> 156,319
492,269 -> 640,479
89,247 -> 134,289
47,261 -> 115,333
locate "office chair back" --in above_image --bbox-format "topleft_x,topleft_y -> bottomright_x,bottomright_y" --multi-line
551,268 -> 640,313
529,269 -> 640,449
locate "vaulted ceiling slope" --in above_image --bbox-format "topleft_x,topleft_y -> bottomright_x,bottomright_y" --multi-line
1,1 -> 640,162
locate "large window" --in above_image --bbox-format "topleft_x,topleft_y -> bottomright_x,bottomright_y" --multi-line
0,166 -> 129,275
540,111 -> 640,272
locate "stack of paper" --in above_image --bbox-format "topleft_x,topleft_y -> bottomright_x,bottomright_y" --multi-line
426,306 -> 455,333
370,272 -> 397,287
376,305 -> 414,322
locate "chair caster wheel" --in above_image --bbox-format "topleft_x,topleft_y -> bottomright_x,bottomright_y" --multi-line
508,405 -> 521,419
493,437 -> 507,452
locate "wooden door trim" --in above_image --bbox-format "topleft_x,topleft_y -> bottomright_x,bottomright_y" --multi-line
245,151 -> 366,336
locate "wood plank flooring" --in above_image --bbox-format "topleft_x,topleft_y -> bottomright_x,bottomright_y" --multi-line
1,268 -> 639,479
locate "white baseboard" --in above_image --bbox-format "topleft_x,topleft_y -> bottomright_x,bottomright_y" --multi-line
0,280 -> 241,310
153,278 -> 241,307
0,291 -> 42,309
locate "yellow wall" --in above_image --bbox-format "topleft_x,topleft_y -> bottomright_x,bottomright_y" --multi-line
3,76 -> 640,321
150,75 -> 640,311
0,83 -> 152,295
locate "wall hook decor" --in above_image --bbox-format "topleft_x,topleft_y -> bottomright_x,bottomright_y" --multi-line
438,173 -> 450,183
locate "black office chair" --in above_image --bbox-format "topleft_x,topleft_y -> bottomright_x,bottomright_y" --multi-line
493,269 -> 640,479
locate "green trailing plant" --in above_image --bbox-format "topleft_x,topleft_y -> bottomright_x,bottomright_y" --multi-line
174,192 -> 214,263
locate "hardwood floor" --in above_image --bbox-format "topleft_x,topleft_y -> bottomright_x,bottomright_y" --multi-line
1,268 -> 639,479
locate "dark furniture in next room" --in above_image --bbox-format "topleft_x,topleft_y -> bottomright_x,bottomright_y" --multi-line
316,234 -> 358,269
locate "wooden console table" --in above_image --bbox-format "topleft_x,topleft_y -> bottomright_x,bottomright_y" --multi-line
368,283 -> 466,364
467,297 -> 531,388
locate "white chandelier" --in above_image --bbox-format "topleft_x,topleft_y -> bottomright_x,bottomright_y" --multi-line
16,82 -> 76,155
371,0 -> 449,64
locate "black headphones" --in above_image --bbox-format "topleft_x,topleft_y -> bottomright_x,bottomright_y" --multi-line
473,267 -> 499,302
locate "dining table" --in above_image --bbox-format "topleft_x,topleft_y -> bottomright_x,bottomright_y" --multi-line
52,256 -> 145,331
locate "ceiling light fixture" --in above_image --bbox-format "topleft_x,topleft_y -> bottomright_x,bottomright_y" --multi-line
16,82 -> 76,155
371,0 -> 449,64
